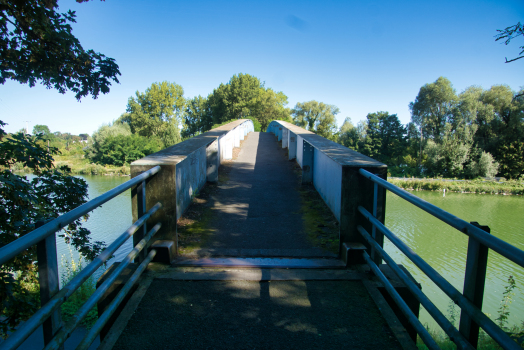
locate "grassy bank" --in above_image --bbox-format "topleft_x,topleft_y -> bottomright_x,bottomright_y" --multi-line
9,154 -> 130,176
389,178 -> 524,195
54,154 -> 130,176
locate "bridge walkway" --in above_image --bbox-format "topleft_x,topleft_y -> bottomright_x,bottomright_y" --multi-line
179,131 -> 336,260
98,131 -> 415,350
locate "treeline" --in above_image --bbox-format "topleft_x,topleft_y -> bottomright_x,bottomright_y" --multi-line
336,77 -> 524,179
14,74 -> 522,179
84,74 -> 291,166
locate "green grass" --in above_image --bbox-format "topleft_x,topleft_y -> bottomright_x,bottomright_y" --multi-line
176,183 -> 217,254
291,163 -> 339,254
389,178 -> 524,195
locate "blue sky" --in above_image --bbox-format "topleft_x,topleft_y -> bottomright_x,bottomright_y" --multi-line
1,0 -> 523,135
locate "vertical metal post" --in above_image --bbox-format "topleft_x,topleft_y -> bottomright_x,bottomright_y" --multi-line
134,179 -> 147,263
459,222 -> 490,349
370,182 -> 383,266
36,222 -> 63,348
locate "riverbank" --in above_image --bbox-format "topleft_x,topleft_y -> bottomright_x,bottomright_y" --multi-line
388,178 -> 524,195
8,154 -> 131,176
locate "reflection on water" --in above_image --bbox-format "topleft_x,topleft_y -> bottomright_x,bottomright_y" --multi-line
385,190 -> 524,329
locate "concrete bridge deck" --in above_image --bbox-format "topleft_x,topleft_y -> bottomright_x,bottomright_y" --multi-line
98,131 -> 416,349
185,131 -> 333,258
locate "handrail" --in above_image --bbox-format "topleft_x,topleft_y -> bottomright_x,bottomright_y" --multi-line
357,168 -> 524,350
44,223 -> 162,350
357,225 -> 473,350
0,203 -> 162,350
358,168 -> 524,268
0,165 -> 161,266
0,165 -> 162,350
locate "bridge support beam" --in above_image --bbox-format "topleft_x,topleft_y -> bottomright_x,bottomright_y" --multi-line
340,166 -> 387,264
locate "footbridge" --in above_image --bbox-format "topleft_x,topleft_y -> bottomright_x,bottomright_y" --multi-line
1,120 -> 524,350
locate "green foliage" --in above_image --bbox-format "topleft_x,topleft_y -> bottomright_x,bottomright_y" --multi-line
410,77 -> 457,142
388,178 -> 524,195
207,73 -> 290,131
292,100 -> 339,139
182,95 -> 213,138
60,249 -> 98,328
0,120 -> 105,337
0,0 -> 120,100
496,275 -> 517,330
124,81 -> 184,148
346,77 -> 524,179
91,134 -> 162,166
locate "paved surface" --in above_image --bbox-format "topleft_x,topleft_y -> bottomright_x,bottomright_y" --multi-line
112,279 -> 403,350
198,132 -> 325,254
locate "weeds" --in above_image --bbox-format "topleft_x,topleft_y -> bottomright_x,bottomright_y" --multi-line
417,275 -> 524,349
59,248 -> 98,328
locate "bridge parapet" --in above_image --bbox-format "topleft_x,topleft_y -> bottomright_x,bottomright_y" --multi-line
130,119 -> 254,261
268,120 -> 387,263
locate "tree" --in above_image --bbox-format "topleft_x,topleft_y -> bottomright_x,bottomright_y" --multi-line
409,77 -> 457,142
0,0 -> 120,100
337,117 -> 361,151
495,22 -> 524,63
206,73 -> 290,131
292,100 -> 339,139
32,124 -> 51,136
182,95 -> 213,139
124,81 -> 185,148
91,134 -> 162,166
358,112 -> 406,165
0,120 -> 105,337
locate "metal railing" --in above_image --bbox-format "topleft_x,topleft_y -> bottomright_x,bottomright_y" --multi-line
0,165 -> 162,350
358,168 -> 524,350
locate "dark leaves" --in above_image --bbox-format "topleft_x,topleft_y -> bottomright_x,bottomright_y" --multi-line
0,0 -> 120,100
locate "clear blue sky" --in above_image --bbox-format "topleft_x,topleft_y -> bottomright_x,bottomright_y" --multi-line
1,0 -> 523,135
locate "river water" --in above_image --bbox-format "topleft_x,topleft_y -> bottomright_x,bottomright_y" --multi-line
385,190 -> 524,330
58,175 -> 523,329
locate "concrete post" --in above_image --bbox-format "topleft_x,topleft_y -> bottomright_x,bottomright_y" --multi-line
288,132 -> 297,160
278,127 -> 282,141
339,166 -> 387,262
131,162 -> 177,257
206,140 -> 219,183
302,141 -> 314,184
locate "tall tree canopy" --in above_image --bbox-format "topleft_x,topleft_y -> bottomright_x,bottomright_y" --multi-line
0,0 -> 120,99
409,77 -> 457,142
123,81 -> 185,148
207,73 -> 290,130
292,100 -> 339,139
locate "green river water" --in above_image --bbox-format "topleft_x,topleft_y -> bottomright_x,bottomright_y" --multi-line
63,175 -> 523,329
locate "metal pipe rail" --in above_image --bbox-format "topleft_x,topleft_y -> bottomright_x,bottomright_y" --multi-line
0,165 -> 161,266
0,165 -> 162,350
357,168 -> 524,350
358,225 -> 474,350
358,169 -> 524,268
